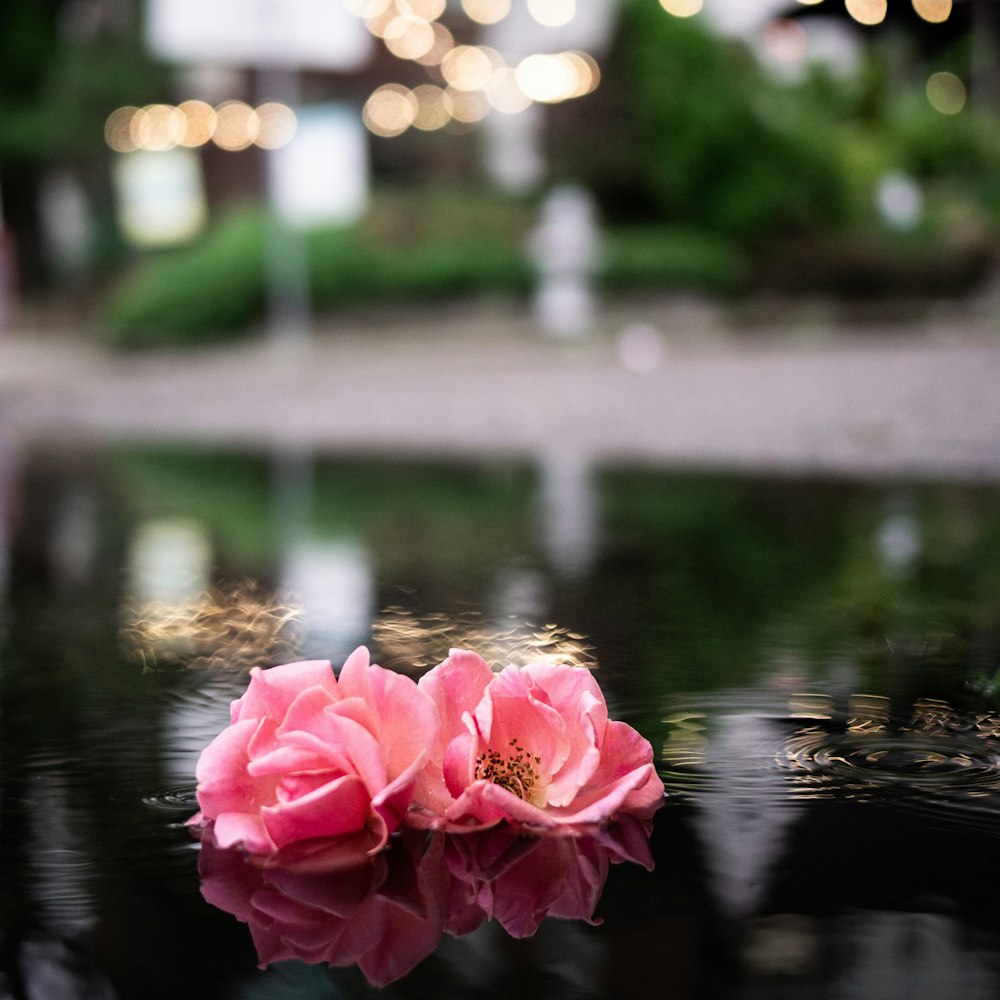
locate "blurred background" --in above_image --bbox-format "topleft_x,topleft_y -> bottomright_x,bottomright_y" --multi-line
0,0 -> 998,341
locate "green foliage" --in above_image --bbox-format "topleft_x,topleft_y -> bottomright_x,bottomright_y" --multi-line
601,227 -> 744,294
103,208 -> 269,346
616,0 -> 850,239
0,0 -> 168,163
102,191 -> 745,346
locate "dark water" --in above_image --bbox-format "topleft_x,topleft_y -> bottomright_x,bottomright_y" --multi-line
3,442 -> 1000,998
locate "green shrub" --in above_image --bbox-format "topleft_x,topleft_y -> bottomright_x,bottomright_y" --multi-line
601,228 -> 744,294
103,208 -> 268,347
615,0 -> 851,240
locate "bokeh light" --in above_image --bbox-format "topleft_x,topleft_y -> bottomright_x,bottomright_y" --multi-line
176,100 -> 217,147
515,52 -> 596,103
342,0 -> 393,16
106,102 -> 297,152
912,0 -> 951,22
363,83 -> 418,136
445,86 -> 491,123
462,0 -> 511,25
441,45 -> 501,92
527,0 -> 576,28
397,0 -> 446,19
845,0 -> 887,25
658,0 -> 703,17
254,103 -> 298,149
132,103 -> 185,151
926,71 -> 966,114
364,5 -> 398,37
213,100 -> 259,151
411,84 -> 453,130
414,21 -> 454,65
384,15 -> 437,60
105,106 -> 139,153
485,67 -> 533,114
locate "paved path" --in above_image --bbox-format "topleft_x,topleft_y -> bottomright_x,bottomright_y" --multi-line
2,299 -> 999,480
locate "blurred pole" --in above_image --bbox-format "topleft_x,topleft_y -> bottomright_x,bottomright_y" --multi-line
971,0 -> 999,109
0,177 -> 17,332
257,68 -> 313,356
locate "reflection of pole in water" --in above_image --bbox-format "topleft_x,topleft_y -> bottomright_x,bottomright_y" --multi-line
537,449 -> 597,580
272,450 -> 374,660
691,714 -> 801,921
0,429 -> 13,603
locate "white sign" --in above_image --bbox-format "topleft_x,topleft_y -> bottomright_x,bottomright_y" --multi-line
267,104 -> 368,229
113,148 -> 207,247
147,0 -> 372,70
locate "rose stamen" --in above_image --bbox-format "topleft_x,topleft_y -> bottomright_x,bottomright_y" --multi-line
475,738 -> 543,803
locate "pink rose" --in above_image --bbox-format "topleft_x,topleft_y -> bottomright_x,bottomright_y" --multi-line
194,647 -> 437,855
410,649 -> 663,831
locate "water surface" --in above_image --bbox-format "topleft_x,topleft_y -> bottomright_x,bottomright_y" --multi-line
2,443 -> 1000,997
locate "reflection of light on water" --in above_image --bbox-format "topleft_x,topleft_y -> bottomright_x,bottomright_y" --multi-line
538,449 -> 597,579
373,607 -> 594,672
122,583 -> 302,672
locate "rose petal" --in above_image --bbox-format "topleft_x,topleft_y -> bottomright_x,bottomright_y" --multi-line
262,773 -> 372,848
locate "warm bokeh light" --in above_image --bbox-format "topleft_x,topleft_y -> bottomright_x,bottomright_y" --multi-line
411,84 -> 453,130
462,0 -> 511,25
658,0 -> 703,16
912,0 -> 951,22
132,103 -> 185,151
105,106 -> 140,153
397,0 -> 446,19
414,21 -> 454,65
254,102 -> 298,149
176,100 -> 217,147
384,14 -> 437,60
527,0 -> 576,28
562,51 -> 600,96
485,66 -> 534,113
213,100 -> 259,151
342,0 -> 393,17
106,102 -> 297,152
845,0 -> 886,25
515,52 -> 596,103
926,71 -> 966,114
795,0 -> 825,5
441,45 -> 501,92
363,5 -> 398,37
445,86 -> 491,123
363,83 -> 418,136
763,18 -> 808,62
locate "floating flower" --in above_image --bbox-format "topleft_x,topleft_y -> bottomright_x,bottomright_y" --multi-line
411,649 -> 663,831
194,648 -> 437,855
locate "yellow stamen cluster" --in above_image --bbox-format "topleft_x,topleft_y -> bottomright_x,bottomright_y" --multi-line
475,738 -> 542,801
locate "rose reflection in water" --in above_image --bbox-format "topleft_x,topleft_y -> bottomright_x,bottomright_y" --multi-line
198,817 -> 654,988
